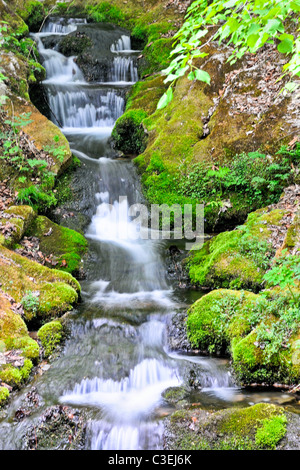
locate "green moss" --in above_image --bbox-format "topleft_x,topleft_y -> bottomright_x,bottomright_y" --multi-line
39,282 -> 78,318
255,414 -> 287,449
0,245 -> 80,323
15,0 -> 45,32
188,208 -> 287,291
85,1 -> 125,24
0,359 -> 33,387
26,215 -> 88,275
112,109 -> 148,155
166,403 -> 287,450
59,33 -> 92,56
186,285 -> 300,385
0,205 -> 36,248
218,403 -> 285,439
0,387 -> 10,406
37,320 -> 63,358
139,37 -> 174,76
5,336 -> 39,362
125,75 -> 167,115
186,289 -> 259,354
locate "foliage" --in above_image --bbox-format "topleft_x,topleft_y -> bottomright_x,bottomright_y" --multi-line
177,148 -> 297,205
21,290 -> 40,315
44,135 -> 68,163
264,252 -> 300,302
85,2 -> 125,24
158,0 -> 300,108
16,185 -> 57,211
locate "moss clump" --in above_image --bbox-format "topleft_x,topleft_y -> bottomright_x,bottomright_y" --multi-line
37,320 -> 63,358
162,386 -> 188,404
0,293 -> 40,360
0,205 -> 37,248
85,1 -> 125,24
59,33 -> 92,57
186,289 -> 258,354
0,359 -> 33,387
39,283 -> 78,318
112,109 -> 148,156
5,336 -> 39,362
0,387 -> 10,406
255,414 -> 287,449
26,215 -> 88,275
0,244 -> 80,322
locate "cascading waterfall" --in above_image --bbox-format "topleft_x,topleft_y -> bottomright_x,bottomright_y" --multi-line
0,17 -> 235,451
0,16 -> 295,452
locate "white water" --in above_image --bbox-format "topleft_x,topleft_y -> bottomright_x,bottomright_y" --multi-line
42,17 -> 87,34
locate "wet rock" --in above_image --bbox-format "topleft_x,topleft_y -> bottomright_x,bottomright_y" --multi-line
166,310 -> 193,352
23,405 -> 86,450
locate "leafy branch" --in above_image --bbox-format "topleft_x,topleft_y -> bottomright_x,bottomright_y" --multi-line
158,0 -> 300,109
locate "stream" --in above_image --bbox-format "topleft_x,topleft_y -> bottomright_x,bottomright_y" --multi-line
0,17 -> 298,450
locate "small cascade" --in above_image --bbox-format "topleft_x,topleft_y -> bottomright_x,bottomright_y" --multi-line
111,56 -> 138,83
42,17 -> 87,34
88,421 -> 164,450
85,158 -> 172,300
111,34 -> 132,52
35,18 -> 127,130
61,358 -> 180,449
46,86 -> 124,129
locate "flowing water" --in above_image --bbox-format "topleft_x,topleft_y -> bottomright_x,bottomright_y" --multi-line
0,18 -> 298,450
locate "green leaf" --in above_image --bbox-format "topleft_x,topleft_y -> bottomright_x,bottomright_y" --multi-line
247,33 -> 260,48
195,69 -> 211,84
264,18 -> 284,35
157,87 -> 173,110
278,37 -> 294,53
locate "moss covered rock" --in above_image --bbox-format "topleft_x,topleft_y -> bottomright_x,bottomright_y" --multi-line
0,244 -> 80,322
164,403 -> 289,450
26,215 -> 88,275
188,207 -> 287,291
112,109 -> 148,156
0,292 -> 40,361
0,358 -> 33,388
186,286 -> 300,385
186,289 -> 259,354
37,320 -> 63,358
0,205 -> 36,248
15,0 -> 46,32
0,386 -> 10,406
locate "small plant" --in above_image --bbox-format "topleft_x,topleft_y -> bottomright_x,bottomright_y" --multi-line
17,185 -> 57,209
44,135 -> 67,163
264,253 -> 300,304
21,290 -> 40,314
